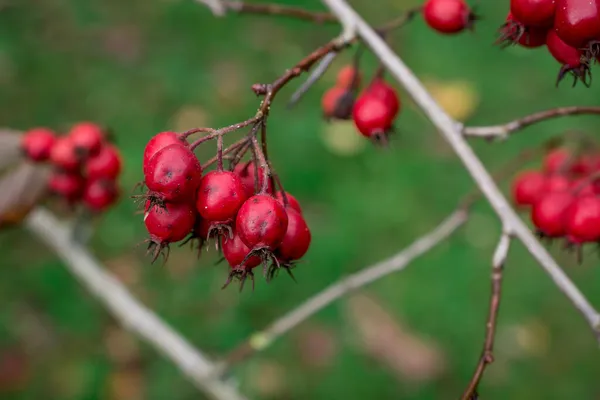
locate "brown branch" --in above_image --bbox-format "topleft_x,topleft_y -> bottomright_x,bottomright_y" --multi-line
463,106 -> 600,139
461,232 -> 511,400
201,137 -> 249,170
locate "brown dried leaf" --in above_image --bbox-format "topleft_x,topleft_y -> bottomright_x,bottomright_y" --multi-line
345,293 -> 447,384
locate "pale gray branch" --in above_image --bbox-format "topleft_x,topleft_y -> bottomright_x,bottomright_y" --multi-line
321,0 -> 600,341
25,208 -> 247,400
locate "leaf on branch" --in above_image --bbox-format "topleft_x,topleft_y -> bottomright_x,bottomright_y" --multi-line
344,293 -> 447,384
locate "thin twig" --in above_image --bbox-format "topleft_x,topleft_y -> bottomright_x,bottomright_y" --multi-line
461,230 -> 512,400
321,0 -> 600,341
24,208 -> 246,400
219,208 -> 468,370
463,106 -> 600,139
287,51 -> 339,109
204,0 -> 338,22
202,137 -> 249,170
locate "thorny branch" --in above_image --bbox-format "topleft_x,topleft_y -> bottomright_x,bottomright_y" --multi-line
461,231 -> 512,400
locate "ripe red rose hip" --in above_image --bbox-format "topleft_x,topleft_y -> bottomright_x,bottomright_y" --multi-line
236,194 -> 289,250
21,128 -> 56,162
554,0 -> 600,49
83,178 -> 119,212
196,170 -> 247,222
499,12 -> 549,48
48,171 -> 85,202
365,79 -> 401,117
85,144 -> 122,180
352,93 -> 396,139
276,209 -> 311,262
510,0 -> 556,28
69,122 -> 104,157
423,0 -> 474,34
143,131 -> 187,175
565,196 -> 600,243
144,200 -> 196,244
222,230 -> 262,269
275,191 -> 302,214
531,191 -> 574,237
144,144 -> 202,202
49,137 -> 80,171
546,29 -> 589,83
233,161 -> 274,198
512,170 -> 547,206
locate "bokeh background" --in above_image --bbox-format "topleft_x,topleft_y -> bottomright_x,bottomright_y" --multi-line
2,0 -> 600,399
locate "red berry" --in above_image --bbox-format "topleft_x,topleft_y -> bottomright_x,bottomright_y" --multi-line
570,177 -> 599,197
144,200 -> 196,244
49,137 -> 80,171
545,174 -> 571,192
221,230 -> 262,269
531,191 -> 574,237
143,131 -> 187,175
571,154 -> 599,175
276,209 -> 311,262
352,93 -> 396,138
554,0 -> 600,49
423,0 -> 473,34
321,86 -> 354,120
233,161 -> 274,198
236,194 -> 289,250
546,29 -> 582,66
275,191 -> 302,214
543,148 -> 571,173
144,144 -> 202,202
21,128 -> 56,162
48,171 -> 85,202
196,170 -> 247,222
565,195 -> 600,242
69,122 -> 104,157
510,0 -> 556,28
500,12 -> 549,48
364,79 -> 401,117
336,65 -> 361,88
512,170 -> 547,206
83,178 -> 119,212
84,144 -> 122,180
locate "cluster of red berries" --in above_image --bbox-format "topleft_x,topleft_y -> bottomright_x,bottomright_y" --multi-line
321,65 -> 402,143
498,0 -> 600,85
20,123 -> 122,212
140,131 -> 311,289
512,147 -> 600,260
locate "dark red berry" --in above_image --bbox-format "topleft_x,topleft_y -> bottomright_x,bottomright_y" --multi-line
276,209 -> 311,262
423,0 -> 474,34
571,154 -> 600,175
554,0 -> 600,49
222,230 -> 262,269
336,65 -> 361,88
84,144 -> 122,180
510,0 -> 556,28
144,200 -> 196,244
546,29 -> 590,84
196,170 -> 247,222
321,86 -> 354,120
69,122 -> 104,157
143,131 -> 187,175
83,178 -> 119,212
570,177 -> 600,197
236,194 -> 289,250
48,171 -> 85,202
545,174 -> 571,192
352,93 -> 396,138
49,137 -> 80,171
233,161 -> 274,198
21,128 -> 56,162
531,191 -> 574,237
144,144 -> 202,202
565,195 -> 600,242
543,148 -> 571,173
512,170 -> 547,206
275,191 -> 302,214
499,12 -> 549,48
364,79 -> 401,117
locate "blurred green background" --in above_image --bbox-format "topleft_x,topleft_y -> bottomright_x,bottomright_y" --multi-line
1,0 -> 600,399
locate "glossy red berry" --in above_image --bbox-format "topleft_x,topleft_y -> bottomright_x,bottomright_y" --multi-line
352,93 -> 396,138
222,230 -> 262,269
196,170 -> 247,222
336,65 -> 361,88
69,122 -> 104,157
545,174 -> 571,192
565,195 -> 600,242
554,0 -> 600,48
543,148 -> 571,173
364,79 -> 401,117
48,171 -> 85,202
423,0 -> 474,34
83,178 -> 119,212
21,128 -> 56,162
49,137 -> 80,171
144,200 -> 196,244
570,177 -> 599,197
275,191 -> 302,214
84,144 -> 122,180
233,161 -> 274,198
144,144 -> 202,202
512,170 -> 547,206
531,191 -> 574,237
276,209 -> 311,262
143,131 -> 187,175
321,86 -> 354,120
510,0 -> 556,28
571,154 -> 599,175
499,12 -> 549,48
546,29 -> 589,84
236,194 -> 289,250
